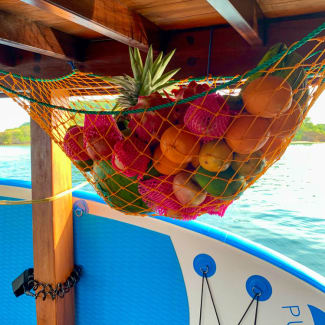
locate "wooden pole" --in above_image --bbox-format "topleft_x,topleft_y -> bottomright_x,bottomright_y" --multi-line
31,89 -> 74,325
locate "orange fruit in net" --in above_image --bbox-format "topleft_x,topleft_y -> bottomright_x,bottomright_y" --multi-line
242,76 -> 292,118
153,146 -> 187,175
260,136 -> 287,161
270,100 -> 303,138
225,114 -> 271,154
160,125 -> 201,164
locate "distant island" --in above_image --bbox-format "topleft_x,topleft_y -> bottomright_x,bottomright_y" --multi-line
0,122 -> 30,145
0,118 -> 325,145
293,117 -> 325,142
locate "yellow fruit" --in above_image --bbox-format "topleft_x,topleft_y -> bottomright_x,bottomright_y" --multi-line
199,140 -> 233,172
243,76 -> 292,118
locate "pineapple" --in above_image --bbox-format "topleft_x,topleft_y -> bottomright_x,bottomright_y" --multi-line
110,46 -> 181,142
110,46 -> 180,109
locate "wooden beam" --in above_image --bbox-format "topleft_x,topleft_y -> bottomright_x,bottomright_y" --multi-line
0,10 -> 80,60
164,14 -> 325,78
0,47 -> 73,79
31,89 -> 74,325
0,14 -> 323,80
80,15 -> 325,78
206,0 -> 264,46
20,0 -> 160,51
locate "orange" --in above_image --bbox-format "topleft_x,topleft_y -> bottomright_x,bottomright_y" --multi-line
260,136 -> 287,161
225,114 -> 271,154
160,125 -> 201,164
270,100 -> 303,138
153,146 -> 187,175
243,76 -> 292,118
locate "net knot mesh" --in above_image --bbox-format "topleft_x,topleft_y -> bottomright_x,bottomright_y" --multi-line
1,30 -> 325,220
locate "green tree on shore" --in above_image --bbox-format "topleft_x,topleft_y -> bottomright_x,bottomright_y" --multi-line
0,123 -> 30,144
293,117 -> 325,142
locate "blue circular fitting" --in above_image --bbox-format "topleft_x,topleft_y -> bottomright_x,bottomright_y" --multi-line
246,275 -> 272,302
193,254 -> 216,278
73,200 -> 89,218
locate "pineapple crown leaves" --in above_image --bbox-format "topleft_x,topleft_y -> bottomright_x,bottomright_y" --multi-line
131,45 -> 180,93
109,45 -> 180,108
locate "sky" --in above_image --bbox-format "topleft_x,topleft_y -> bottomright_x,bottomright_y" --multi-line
0,91 -> 325,132
0,98 -> 30,132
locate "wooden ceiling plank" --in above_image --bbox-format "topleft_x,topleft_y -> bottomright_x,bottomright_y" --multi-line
0,0 -> 103,39
1,14 -> 323,80
206,0 -> 264,45
82,14 -> 325,78
137,1 -> 216,17
19,0 -> 160,50
0,10 -> 78,60
258,0 -> 325,19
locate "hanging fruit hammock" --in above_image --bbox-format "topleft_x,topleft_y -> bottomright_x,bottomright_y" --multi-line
1,23 -> 325,220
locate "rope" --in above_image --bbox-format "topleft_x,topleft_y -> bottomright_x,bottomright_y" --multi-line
198,268 -> 262,325
254,296 -> 260,325
68,61 -> 77,71
0,21 -> 324,115
204,273 -> 221,325
0,70 -> 77,82
237,293 -> 260,325
0,181 -> 88,205
199,270 -> 205,325
198,268 -> 221,325
206,27 -> 214,78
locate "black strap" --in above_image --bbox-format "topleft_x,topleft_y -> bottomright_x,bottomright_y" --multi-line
237,292 -> 260,325
254,295 -> 260,325
204,274 -> 221,325
199,271 -> 205,325
198,269 -> 261,325
198,268 -> 221,325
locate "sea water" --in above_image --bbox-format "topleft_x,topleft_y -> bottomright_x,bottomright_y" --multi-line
0,144 -> 324,276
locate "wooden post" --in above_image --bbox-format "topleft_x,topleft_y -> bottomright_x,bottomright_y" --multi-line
31,89 -> 74,325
